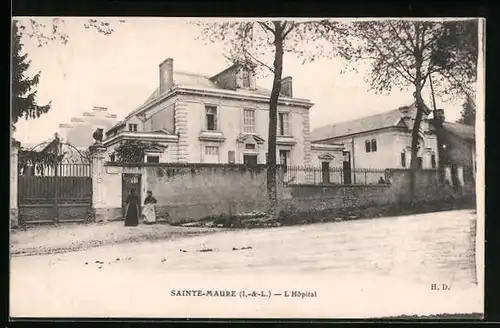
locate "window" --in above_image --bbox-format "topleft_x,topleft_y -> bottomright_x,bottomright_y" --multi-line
245,143 -> 256,150
128,124 -> 138,132
243,109 -> 255,133
241,70 -> 251,88
110,153 -> 116,162
205,106 -> 217,131
279,150 -> 290,166
401,152 -> 406,167
365,140 -> 371,152
146,156 -> 160,163
204,146 -> 219,164
205,146 -> 219,156
431,153 -> 436,169
243,154 -> 258,165
278,112 -> 290,136
371,139 -> 377,152
228,150 -> 236,164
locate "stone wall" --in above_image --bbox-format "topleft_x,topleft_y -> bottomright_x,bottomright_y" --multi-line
96,160 -> 474,225
279,169 -> 474,216
145,163 -> 282,223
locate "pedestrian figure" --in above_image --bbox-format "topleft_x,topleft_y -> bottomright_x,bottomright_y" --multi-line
142,190 -> 157,224
378,176 -> 386,184
124,188 -> 140,227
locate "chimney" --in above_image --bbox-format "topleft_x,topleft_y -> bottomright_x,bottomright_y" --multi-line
281,76 -> 293,98
434,108 -> 445,125
159,58 -> 174,94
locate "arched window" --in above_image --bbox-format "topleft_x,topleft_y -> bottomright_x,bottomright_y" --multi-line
365,140 -> 371,152
371,139 -> 377,152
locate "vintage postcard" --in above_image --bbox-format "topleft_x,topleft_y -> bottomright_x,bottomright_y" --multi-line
10,17 -> 484,319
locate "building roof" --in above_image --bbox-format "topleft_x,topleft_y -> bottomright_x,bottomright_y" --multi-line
138,71 -> 273,108
443,122 -> 475,142
310,102 -> 431,142
105,70 -> 277,135
311,108 -> 405,142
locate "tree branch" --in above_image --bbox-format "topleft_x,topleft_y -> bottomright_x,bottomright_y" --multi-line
243,48 -> 275,73
387,21 -> 415,55
282,21 -> 295,39
401,23 -> 417,51
258,21 -> 276,34
363,26 -> 416,83
419,23 -> 429,50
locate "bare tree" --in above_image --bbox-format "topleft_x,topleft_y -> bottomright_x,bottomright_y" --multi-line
330,19 -> 478,199
194,19 -> 346,217
16,18 -> 124,47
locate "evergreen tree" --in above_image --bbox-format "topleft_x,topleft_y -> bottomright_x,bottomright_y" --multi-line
11,20 -> 51,124
457,94 -> 476,126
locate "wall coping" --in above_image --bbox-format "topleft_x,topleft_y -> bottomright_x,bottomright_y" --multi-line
387,168 -> 439,173
285,184 -> 391,188
104,162 -> 286,169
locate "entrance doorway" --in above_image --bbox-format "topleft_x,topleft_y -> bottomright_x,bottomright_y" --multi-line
343,151 -> 352,184
321,161 -> 330,184
122,173 -> 142,217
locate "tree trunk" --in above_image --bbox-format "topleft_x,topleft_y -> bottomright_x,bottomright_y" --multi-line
267,22 -> 285,218
409,80 -> 425,202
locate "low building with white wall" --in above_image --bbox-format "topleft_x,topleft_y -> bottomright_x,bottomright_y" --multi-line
310,103 -> 440,171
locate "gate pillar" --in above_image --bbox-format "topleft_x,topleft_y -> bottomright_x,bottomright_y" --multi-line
444,165 -> 453,186
89,143 -> 107,222
10,139 -> 20,228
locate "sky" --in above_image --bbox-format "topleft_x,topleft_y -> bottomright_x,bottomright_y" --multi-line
13,17 -> 471,145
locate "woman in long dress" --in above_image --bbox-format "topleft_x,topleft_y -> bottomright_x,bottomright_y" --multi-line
124,188 -> 140,227
142,190 -> 157,224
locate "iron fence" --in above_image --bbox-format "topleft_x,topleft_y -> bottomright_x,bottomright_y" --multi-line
18,163 -> 91,177
283,165 -> 389,186
463,165 -> 475,183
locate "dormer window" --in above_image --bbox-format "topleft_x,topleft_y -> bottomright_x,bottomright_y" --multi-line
241,69 -> 251,88
128,124 -> 138,132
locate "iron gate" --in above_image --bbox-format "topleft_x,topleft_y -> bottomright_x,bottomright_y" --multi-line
17,136 -> 93,224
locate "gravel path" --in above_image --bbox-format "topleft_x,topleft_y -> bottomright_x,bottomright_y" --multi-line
11,210 -> 482,318
10,221 -> 222,257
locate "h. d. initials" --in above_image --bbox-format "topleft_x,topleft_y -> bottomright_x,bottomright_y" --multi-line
430,283 -> 450,291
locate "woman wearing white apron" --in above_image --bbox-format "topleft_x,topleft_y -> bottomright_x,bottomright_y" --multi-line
142,190 -> 157,224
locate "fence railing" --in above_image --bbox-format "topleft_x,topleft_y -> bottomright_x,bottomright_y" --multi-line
283,165 -> 390,186
18,163 -> 91,177
463,165 -> 475,183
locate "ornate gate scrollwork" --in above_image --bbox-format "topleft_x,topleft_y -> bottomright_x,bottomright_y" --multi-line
17,133 -> 94,224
